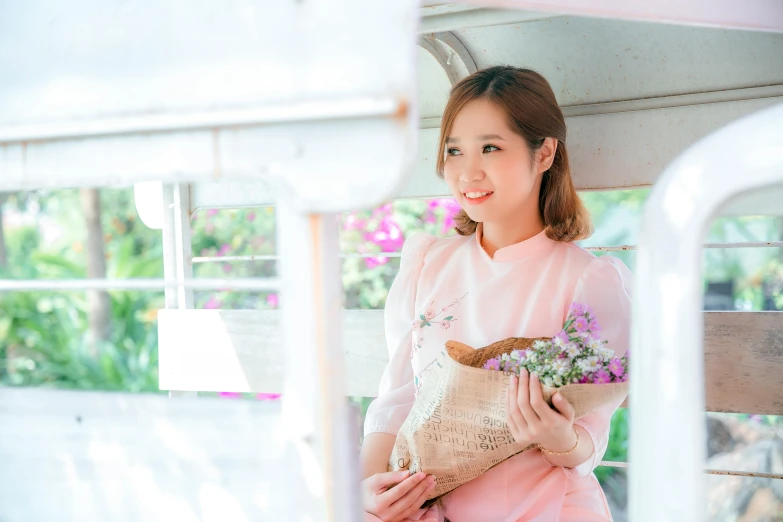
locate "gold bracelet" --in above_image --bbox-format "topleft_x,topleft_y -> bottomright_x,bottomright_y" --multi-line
539,427 -> 580,456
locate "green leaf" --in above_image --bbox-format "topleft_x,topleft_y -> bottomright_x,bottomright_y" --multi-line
444,316 -> 453,321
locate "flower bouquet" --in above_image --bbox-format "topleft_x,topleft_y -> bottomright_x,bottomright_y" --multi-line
388,304 -> 628,501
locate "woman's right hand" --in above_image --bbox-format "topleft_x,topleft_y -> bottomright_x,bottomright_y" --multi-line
362,470 -> 437,522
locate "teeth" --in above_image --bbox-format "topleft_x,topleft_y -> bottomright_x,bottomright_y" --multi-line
465,192 -> 491,199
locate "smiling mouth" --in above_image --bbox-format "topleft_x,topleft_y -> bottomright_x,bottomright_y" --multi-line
463,191 -> 493,204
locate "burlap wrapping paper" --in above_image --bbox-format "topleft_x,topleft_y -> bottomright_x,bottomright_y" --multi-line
388,337 -> 629,500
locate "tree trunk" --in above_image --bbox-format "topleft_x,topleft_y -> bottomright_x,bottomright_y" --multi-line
80,188 -> 111,351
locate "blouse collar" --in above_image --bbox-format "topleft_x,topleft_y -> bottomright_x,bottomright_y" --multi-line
475,223 -> 555,262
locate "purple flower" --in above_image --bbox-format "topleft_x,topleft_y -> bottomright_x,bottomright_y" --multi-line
579,375 -> 593,384
219,392 -> 241,398
246,211 -> 256,222
588,320 -> 601,335
569,302 -> 586,318
555,330 -> 570,345
256,393 -> 281,401
593,369 -> 612,384
222,263 -> 233,274
573,316 -> 589,333
484,358 -> 501,371
608,358 -> 625,378
218,244 -> 231,256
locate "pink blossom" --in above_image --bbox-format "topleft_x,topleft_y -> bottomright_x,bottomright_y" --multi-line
569,302 -> 586,318
364,256 -> 388,269
256,393 -> 281,401
608,358 -> 625,378
266,293 -> 279,308
343,213 -> 366,231
207,209 -> 219,217
222,263 -> 233,274
579,375 -> 593,384
574,316 -> 589,333
204,297 -> 222,309
555,330 -> 570,345
424,310 -> 435,320
365,217 -> 404,252
440,321 -> 451,330
484,358 -> 501,371
218,244 -> 231,256
593,369 -> 612,384
219,392 -> 241,398
246,211 -> 256,222
588,320 -> 601,335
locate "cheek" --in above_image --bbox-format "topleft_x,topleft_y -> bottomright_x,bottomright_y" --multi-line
493,156 -> 535,191
443,163 -> 461,191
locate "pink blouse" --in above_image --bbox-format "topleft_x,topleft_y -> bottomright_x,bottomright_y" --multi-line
364,226 -> 632,522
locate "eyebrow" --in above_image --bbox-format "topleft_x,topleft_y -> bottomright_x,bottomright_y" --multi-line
445,134 -> 506,144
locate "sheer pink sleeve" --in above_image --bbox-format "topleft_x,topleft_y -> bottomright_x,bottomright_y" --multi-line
549,255 -> 633,478
363,233 -> 436,437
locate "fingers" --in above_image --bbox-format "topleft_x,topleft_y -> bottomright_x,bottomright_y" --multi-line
516,369 -> 540,425
507,375 -> 526,440
387,474 -> 436,520
379,472 -> 427,504
370,470 -> 412,492
529,372 -> 558,423
398,476 -> 437,520
552,393 -> 575,422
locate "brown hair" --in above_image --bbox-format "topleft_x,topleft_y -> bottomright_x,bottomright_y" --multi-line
436,66 -> 592,242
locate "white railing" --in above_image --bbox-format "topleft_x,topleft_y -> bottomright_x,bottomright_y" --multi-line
630,102 -> 783,522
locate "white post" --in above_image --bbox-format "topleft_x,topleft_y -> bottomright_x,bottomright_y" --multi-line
277,202 -> 361,522
629,103 -> 783,521
161,183 -> 197,398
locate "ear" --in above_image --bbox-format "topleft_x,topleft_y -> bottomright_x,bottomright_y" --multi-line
536,137 -> 558,175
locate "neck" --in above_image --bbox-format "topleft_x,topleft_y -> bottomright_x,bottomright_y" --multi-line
480,213 -> 545,258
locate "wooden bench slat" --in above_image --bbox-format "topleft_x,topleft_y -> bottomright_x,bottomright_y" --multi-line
158,310 -> 783,415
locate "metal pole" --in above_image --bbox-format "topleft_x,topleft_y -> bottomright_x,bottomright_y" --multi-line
277,202 -> 361,522
629,103 -> 783,521
162,182 -> 196,398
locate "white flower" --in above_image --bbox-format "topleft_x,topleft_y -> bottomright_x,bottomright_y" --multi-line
526,351 -> 539,364
566,344 -> 581,358
550,337 -> 565,350
578,356 -> 601,373
552,359 -> 571,375
587,339 -> 604,352
598,346 -> 614,362
542,376 -> 555,387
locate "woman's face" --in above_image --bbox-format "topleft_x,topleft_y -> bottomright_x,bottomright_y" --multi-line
442,98 -> 546,227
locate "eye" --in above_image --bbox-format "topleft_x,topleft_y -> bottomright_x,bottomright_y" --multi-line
483,144 -> 500,153
447,147 -> 462,156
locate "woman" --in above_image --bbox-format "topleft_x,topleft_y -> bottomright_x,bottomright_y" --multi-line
360,66 -> 632,522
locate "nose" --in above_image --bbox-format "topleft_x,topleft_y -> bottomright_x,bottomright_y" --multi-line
459,157 -> 486,183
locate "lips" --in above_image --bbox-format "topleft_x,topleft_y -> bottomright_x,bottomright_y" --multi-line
463,190 -> 493,205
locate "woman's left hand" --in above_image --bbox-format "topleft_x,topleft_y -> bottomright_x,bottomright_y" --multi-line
506,368 -> 578,452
